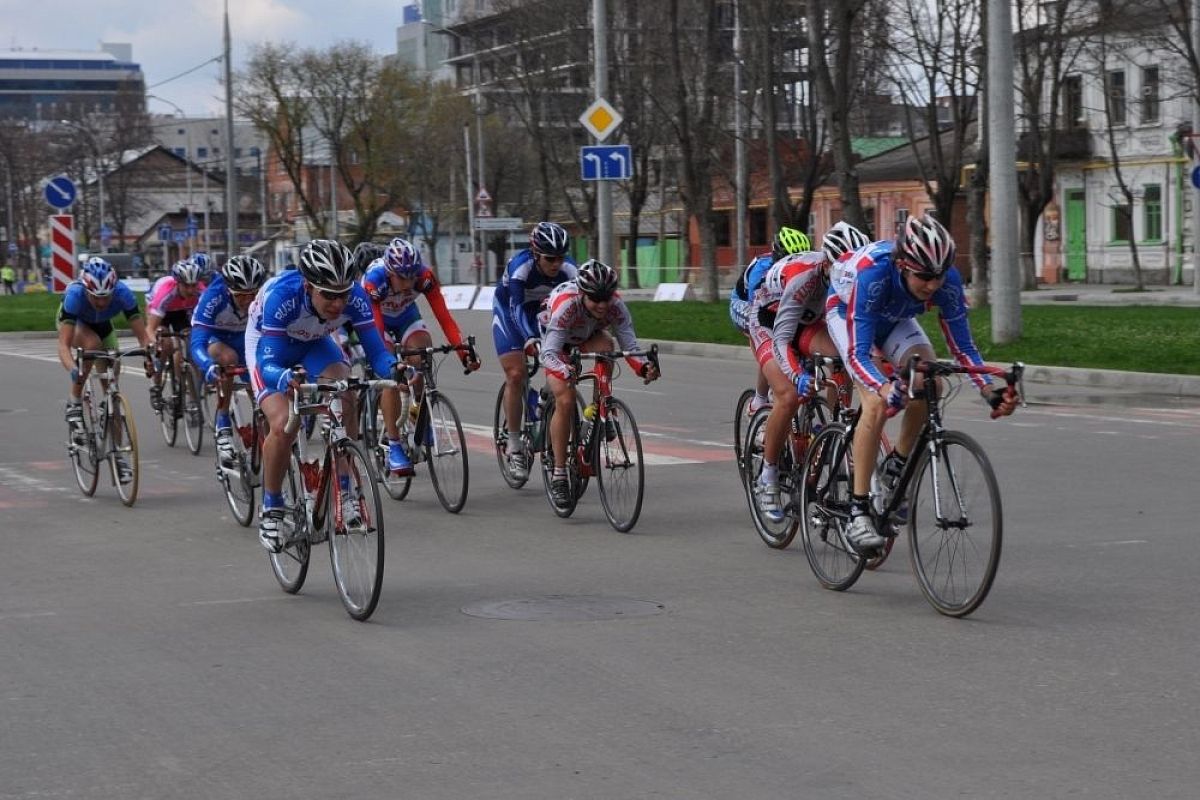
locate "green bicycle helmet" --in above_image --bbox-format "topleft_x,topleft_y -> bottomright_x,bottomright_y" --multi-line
772,226 -> 811,259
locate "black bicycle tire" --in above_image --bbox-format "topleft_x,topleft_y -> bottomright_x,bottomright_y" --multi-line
493,383 -> 530,490
269,449 -> 311,594
540,395 -> 581,518
742,408 -> 800,548
425,392 -> 469,513
907,430 -> 1002,618
182,364 -> 205,455
110,393 -> 140,507
328,440 -> 385,621
595,397 -> 645,533
70,390 -> 100,496
733,387 -> 754,489
158,361 -> 179,447
798,423 -> 866,591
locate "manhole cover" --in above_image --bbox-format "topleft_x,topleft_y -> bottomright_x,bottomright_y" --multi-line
462,595 -> 664,621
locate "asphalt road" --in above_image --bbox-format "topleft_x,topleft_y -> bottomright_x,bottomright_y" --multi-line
0,313 -> 1197,799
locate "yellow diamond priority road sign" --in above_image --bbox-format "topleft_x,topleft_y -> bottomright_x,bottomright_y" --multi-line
580,98 -> 623,142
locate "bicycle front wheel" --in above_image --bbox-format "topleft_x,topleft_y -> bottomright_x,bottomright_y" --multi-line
540,393 -> 586,518
424,392 -> 469,514
219,417 -> 256,527
493,383 -> 529,489
733,388 -> 754,489
907,430 -> 1002,617
158,365 -> 178,447
799,423 -> 866,591
269,449 -> 311,594
596,397 -> 645,533
69,390 -> 100,496
329,441 -> 385,621
109,393 -> 140,507
182,366 -> 205,455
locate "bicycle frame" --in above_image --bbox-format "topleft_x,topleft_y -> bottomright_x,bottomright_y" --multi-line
568,344 -> 660,471
393,335 -> 478,449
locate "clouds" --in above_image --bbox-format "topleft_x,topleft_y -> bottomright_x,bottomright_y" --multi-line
0,0 -> 401,115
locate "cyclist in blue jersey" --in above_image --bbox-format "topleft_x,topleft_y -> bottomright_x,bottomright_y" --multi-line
492,221 -> 578,481
729,226 -> 810,415
825,214 -> 1018,554
56,257 -> 155,483
247,239 -> 399,553
189,255 -> 267,467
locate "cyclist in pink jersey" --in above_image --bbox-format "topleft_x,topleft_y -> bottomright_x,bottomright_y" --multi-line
148,259 -> 206,410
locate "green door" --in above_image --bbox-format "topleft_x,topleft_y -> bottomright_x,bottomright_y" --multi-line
1065,189 -> 1087,280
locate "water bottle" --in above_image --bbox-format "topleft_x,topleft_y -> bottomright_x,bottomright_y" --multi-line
581,403 -> 597,448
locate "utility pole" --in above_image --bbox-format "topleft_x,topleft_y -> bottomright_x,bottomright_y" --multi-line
1192,0 -> 1200,292
464,124 -> 478,285
593,0 -> 613,266
987,0 -> 1021,342
473,54 -> 487,280
224,0 -> 238,259
733,0 -> 747,270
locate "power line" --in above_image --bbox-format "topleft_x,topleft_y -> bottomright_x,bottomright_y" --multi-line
147,55 -> 222,90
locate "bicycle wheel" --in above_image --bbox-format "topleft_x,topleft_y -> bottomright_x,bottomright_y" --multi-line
540,394 -> 585,517
182,365 -> 205,455
907,430 -> 1002,617
69,390 -> 100,496
742,409 -> 799,549
595,397 -> 645,533
219,410 -> 256,527
493,383 -> 529,489
424,392 -> 469,513
158,364 -> 178,446
373,397 -> 412,501
109,393 -> 140,507
733,388 -> 754,489
269,449 -> 311,593
328,440 -> 385,621
799,423 -> 866,591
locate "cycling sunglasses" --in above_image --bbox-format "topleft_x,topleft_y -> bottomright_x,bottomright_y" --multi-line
898,258 -> 943,282
313,286 -> 352,301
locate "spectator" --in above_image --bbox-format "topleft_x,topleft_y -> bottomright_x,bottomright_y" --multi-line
1,263 -> 15,295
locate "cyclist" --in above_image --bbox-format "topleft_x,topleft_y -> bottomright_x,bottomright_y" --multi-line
248,239 -> 399,553
190,252 -> 213,280
361,236 -> 479,476
825,214 -> 1018,554
56,257 -> 154,483
493,221 -> 578,481
189,254 -> 268,467
729,226 -> 811,415
539,259 -> 659,510
746,248 -> 836,523
146,259 -> 206,411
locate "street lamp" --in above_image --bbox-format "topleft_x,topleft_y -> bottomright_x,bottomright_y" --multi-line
59,120 -> 107,254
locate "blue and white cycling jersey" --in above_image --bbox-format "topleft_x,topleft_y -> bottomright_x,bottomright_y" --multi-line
832,241 -> 987,392
491,249 -> 578,349
728,252 -> 774,332
189,274 -> 249,372
59,281 -> 140,326
247,270 -> 394,395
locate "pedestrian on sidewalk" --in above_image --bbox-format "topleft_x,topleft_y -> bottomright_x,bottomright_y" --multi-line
1,263 -> 15,295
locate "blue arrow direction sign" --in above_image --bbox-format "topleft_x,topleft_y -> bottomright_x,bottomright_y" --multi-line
44,175 -> 77,209
172,230 -> 188,243
580,145 -> 633,181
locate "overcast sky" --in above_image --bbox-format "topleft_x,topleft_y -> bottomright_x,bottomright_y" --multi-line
0,0 -> 406,117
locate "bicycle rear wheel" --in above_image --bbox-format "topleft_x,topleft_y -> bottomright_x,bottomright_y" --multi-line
595,397 -> 645,533
540,394 -> 586,518
158,365 -> 178,446
69,390 -> 100,496
182,365 -> 205,455
742,409 -> 799,548
799,424 -> 866,591
733,388 -> 754,489
424,392 -> 468,513
907,430 -> 1002,617
493,383 -> 529,489
109,393 -> 140,507
329,441 -> 385,621
269,449 -> 311,593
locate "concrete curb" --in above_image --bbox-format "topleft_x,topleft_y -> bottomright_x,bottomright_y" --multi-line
6,329 -> 1199,397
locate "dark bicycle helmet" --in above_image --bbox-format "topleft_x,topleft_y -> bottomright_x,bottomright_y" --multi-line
298,239 -> 356,290
352,241 -> 386,275
530,221 -> 569,257
221,255 -> 267,292
576,259 -> 619,300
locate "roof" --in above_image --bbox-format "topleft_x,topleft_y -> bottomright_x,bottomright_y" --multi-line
851,137 -> 909,159
829,121 -> 979,186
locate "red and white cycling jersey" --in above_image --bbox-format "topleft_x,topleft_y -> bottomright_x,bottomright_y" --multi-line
747,251 -> 830,383
538,281 -> 646,380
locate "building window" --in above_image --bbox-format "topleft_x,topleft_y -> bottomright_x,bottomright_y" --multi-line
177,128 -> 185,136
713,211 -> 732,247
1143,184 -> 1162,241
1112,199 -> 1133,242
894,207 -> 909,236
1141,66 -> 1160,124
197,146 -> 208,159
862,207 -> 877,239
749,208 -> 767,246
1064,75 -> 1083,128
173,147 -> 185,157
1106,70 -> 1126,126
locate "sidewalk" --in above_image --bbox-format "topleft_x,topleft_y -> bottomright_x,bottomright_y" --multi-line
1016,283 -> 1200,307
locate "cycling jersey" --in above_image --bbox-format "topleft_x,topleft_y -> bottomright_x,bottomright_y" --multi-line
247,270 -> 395,398
831,241 -> 987,391
492,249 -> 579,348
58,280 -> 141,327
360,259 -> 466,347
189,274 -> 250,373
147,275 -> 204,318
728,252 -> 774,332
748,252 -> 830,383
538,281 -> 646,380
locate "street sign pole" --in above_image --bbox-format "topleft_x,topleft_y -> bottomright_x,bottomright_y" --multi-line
50,215 -> 75,293
593,0 -> 612,268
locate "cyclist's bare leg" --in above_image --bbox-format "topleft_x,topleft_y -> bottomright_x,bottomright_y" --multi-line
377,335 -> 402,442
67,323 -> 102,402
499,350 -> 527,442
802,328 -> 839,410
853,384 -> 887,497
260,393 -> 295,496
891,343 -> 938,458
760,358 -> 799,475
207,341 -> 240,414
402,329 -> 433,403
